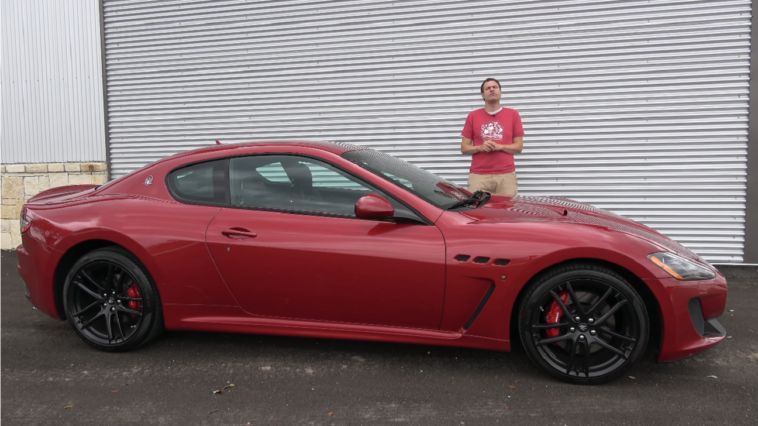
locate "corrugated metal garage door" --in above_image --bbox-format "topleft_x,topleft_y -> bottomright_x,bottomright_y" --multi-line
102,0 -> 750,263
2,0 -> 105,163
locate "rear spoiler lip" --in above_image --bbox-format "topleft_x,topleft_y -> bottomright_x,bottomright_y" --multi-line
27,184 -> 99,204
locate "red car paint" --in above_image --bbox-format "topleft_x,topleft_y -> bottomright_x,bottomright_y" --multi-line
16,141 -> 727,360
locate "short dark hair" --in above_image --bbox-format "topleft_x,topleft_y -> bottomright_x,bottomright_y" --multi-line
480,78 -> 501,93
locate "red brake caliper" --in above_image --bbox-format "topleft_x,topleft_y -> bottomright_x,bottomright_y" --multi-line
127,284 -> 142,316
546,292 -> 569,337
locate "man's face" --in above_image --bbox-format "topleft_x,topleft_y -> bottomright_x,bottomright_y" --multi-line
481,81 -> 501,102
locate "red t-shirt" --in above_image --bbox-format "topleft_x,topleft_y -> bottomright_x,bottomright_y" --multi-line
461,108 -> 524,174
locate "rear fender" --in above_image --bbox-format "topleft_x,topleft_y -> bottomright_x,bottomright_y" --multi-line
54,229 -> 166,294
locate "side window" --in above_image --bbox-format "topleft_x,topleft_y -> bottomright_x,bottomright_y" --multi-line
229,155 -> 414,218
256,162 -> 291,184
168,159 -> 227,205
307,163 -> 364,190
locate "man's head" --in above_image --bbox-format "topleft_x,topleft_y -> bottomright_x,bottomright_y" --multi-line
480,78 -> 501,93
480,78 -> 501,103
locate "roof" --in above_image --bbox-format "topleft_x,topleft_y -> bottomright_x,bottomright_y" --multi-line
170,140 -> 366,160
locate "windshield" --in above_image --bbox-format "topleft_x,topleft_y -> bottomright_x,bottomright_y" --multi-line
342,150 -> 471,209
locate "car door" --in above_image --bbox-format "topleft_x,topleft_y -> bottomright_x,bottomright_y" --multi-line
205,154 -> 446,329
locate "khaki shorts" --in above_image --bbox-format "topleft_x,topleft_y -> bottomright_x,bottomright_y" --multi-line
467,172 -> 518,197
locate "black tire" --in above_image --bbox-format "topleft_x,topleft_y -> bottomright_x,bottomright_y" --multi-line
518,263 -> 649,385
63,247 -> 163,351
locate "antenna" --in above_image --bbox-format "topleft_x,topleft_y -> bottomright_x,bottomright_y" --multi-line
215,140 -> 222,145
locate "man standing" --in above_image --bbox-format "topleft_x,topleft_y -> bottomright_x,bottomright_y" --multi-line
460,78 -> 524,197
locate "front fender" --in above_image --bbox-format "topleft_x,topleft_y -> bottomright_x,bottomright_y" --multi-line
436,212 -> 671,342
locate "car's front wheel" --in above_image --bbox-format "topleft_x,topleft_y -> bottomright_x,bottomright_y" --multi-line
63,247 -> 163,351
518,263 -> 649,384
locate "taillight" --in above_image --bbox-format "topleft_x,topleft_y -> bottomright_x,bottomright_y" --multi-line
20,207 -> 32,233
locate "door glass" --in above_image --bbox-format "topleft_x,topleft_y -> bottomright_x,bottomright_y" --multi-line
256,162 -> 292,183
230,155 -> 413,217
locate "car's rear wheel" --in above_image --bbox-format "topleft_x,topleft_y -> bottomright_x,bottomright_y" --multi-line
63,247 -> 163,351
518,263 -> 649,384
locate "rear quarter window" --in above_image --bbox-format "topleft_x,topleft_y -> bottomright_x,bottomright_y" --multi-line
167,159 -> 228,205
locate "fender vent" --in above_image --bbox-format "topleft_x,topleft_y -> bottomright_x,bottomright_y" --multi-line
463,283 -> 496,330
473,256 -> 490,264
454,254 -> 471,262
494,259 -> 511,266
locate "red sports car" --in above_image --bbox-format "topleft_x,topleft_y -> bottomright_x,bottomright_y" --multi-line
16,141 -> 727,384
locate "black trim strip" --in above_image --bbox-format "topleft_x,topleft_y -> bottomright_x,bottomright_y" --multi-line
98,0 -> 111,180
745,3 -> 758,263
463,283 -> 496,330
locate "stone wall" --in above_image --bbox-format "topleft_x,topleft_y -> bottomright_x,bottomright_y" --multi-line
1,163 -> 108,250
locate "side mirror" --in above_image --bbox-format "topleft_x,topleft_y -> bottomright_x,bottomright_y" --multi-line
355,194 -> 395,219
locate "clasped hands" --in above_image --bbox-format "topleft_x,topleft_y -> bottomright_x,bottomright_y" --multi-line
479,140 -> 502,152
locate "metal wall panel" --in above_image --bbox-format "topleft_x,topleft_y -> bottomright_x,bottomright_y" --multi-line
0,0 -> 106,163
102,0 -> 750,263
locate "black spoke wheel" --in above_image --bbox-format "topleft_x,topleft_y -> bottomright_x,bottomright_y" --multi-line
519,263 -> 649,384
63,247 -> 163,351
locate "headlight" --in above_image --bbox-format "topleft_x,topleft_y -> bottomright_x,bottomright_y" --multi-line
648,252 -> 715,281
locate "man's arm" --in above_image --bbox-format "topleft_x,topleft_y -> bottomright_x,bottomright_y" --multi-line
461,137 -> 493,155
496,136 -> 523,154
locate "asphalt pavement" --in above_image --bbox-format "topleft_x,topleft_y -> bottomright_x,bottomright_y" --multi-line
2,250 -> 757,426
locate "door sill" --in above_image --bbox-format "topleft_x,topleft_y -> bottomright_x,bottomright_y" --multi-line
165,304 -> 461,340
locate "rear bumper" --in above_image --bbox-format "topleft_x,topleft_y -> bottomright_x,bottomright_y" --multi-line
17,234 -> 65,320
647,272 -> 728,362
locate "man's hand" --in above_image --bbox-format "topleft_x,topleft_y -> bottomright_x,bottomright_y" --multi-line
461,137 -> 523,155
482,140 -> 498,152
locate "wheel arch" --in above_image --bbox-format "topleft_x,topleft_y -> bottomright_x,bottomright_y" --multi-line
53,238 -> 156,320
508,258 -> 663,356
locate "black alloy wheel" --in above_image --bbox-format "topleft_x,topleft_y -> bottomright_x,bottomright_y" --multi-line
63,247 -> 163,351
519,263 -> 649,384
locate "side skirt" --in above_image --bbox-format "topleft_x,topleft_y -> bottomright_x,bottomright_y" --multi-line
163,304 -> 510,352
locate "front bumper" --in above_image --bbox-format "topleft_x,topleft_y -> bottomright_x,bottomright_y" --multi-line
646,272 -> 728,362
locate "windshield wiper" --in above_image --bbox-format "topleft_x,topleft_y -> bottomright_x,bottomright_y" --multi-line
446,190 -> 490,210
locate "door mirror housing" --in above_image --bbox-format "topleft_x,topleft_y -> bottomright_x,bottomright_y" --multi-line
355,194 -> 395,219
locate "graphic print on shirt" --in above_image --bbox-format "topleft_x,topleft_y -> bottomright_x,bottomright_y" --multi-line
481,121 -> 504,142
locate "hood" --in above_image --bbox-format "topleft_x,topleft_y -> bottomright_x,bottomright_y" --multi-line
462,195 -> 702,262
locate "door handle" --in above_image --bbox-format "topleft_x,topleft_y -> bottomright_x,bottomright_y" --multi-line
221,227 -> 258,239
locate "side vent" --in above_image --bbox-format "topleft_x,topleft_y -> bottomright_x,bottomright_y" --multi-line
463,283 -> 496,330
455,255 -> 506,265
